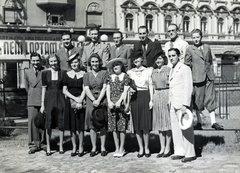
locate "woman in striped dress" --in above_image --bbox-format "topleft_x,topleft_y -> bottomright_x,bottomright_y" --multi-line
152,50 -> 172,158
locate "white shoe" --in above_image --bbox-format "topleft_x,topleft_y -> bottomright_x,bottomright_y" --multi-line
117,150 -> 125,157
113,152 -> 119,157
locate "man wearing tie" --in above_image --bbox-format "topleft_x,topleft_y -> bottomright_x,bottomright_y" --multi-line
133,25 -> 162,67
82,24 -> 110,69
165,24 -> 189,67
110,31 -> 132,70
185,29 -> 224,130
56,32 -> 82,71
24,53 -> 45,154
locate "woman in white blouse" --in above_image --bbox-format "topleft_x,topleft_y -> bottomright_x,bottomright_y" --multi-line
127,50 -> 153,158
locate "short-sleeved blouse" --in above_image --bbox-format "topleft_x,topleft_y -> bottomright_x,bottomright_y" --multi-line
152,66 -> 171,89
127,66 -> 153,90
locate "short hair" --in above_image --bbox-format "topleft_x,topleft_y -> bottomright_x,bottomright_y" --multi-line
168,48 -> 181,56
168,23 -> 179,31
46,54 -> 61,66
153,51 -> 168,68
191,28 -> 203,37
138,25 -> 149,34
89,27 -> 100,33
113,31 -> 123,38
87,53 -> 103,69
30,52 -> 41,60
111,61 -> 126,73
61,32 -> 72,39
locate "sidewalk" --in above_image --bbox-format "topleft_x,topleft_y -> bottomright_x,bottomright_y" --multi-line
0,129 -> 240,173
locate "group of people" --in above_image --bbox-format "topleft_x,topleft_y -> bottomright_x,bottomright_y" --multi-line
24,23 -> 223,163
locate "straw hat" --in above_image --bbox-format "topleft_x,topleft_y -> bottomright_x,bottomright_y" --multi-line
179,109 -> 193,130
106,58 -> 127,69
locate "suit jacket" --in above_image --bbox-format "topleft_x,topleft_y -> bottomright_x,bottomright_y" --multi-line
24,66 -> 45,107
82,42 -> 110,67
169,62 -> 193,109
55,46 -> 82,71
110,44 -> 132,70
185,44 -> 215,83
133,38 -> 162,67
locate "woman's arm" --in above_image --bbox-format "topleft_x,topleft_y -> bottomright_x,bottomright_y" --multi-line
63,86 -> 80,102
93,84 -> 107,107
106,84 -> 114,109
40,86 -> 46,113
84,86 -> 96,102
148,69 -> 154,110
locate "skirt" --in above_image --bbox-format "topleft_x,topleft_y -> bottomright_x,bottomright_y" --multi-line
131,90 -> 152,131
152,89 -> 171,131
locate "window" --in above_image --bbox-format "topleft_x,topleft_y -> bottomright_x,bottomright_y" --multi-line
183,16 -> 190,33
47,13 -> 65,26
125,13 -> 133,31
233,18 -> 240,34
4,62 -> 17,88
164,15 -> 172,32
86,2 -> 102,27
201,17 -> 207,33
146,14 -> 153,32
3,7 -> 22,24
217,18 -> 224,34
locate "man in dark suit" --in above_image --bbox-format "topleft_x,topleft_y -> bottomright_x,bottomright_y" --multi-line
110,31 -> 132,70
133,25 -> 162,67
185,29 -> 224,130
56,32 -> 82,71
24,53 -> 45,154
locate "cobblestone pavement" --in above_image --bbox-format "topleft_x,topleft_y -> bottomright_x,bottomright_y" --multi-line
0,146 -> 239,173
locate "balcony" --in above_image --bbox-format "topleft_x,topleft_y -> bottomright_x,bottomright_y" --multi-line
36,0 -> 75,9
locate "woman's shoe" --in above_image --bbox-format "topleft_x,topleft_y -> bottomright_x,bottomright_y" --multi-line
163,151 -> 171,158
156,153 -> 164,158
117,150 -> 125,157
71,152 -> 77,157
46,152 -> 51,156
78,152 -> 84,157
90,151 -> 98,157
137,153 -> 144,158
59,151 -> 64,154
145,152 -> 151,158
101,151 -> 108,157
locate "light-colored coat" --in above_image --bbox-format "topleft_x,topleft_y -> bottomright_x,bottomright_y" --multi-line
169,62 -> 193,109
184,44 -> 215,83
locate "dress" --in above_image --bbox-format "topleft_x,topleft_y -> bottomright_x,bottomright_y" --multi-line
127,67 -> 152,131
42,70 -> 66,130
83,70 -> 108,130
152,66 -> 171,131
63,71 -> 85,132
107,73 -> 130,132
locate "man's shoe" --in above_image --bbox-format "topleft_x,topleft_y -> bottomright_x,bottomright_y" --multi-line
162,151 -> 171,158
212,123 -> 224,130
181,156 -> 196,163
194,123 -> 203,130
171,155 -> 184,160
28,147 -> 41,154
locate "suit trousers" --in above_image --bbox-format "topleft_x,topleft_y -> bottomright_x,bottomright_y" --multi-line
28,106 -> 44,148
170,106 -> 196,157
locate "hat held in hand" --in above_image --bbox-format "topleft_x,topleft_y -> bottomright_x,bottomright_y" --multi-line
179,109 -> 193,130
92,105 -> 108,129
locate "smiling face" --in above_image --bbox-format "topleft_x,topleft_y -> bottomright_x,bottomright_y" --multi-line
138,28 -> 148,42
168,50 -> 179,67
61,34 -> 72,49
113,33 -> 122,47
155,56 -> 164,68
90,57 -> 100,71
31,56 -> 41,69
89,29 -> 99,43
133,57 -> 143,68
167,25 -> 178,40
192,32 -> 202,47
70,58 -> 80,71
49,56 -> 59,71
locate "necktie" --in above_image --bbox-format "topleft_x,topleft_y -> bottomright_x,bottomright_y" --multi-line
35,69 -> 38,77
199,47 -> 204,55
91,43 -> 95,55
142,44 -> 147,66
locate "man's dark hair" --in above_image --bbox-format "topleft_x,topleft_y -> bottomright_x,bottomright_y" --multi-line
168,48 -> 181,56
168,23 -> 179,31
113,31 -> 123,38
191,28 -> 203,37
138,25 -> 149,34
61,32 -> 72,39
30,52 -> 41,60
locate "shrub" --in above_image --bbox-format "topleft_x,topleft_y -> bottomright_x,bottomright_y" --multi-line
0,118 -> 16,136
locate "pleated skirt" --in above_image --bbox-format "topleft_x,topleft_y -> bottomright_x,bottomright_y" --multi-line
131,90 -> 152,131
152,89 -> 171,131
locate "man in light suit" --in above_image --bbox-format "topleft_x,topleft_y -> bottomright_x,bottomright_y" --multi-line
185,29 -> 224,130
165,24 -> 189,67
24,53 -> 45,154
56,32 -> 82,71
110,31 -> 132,70
82,24 -> 109,69
133,25 -> 162,67
168,48 -> 196,162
